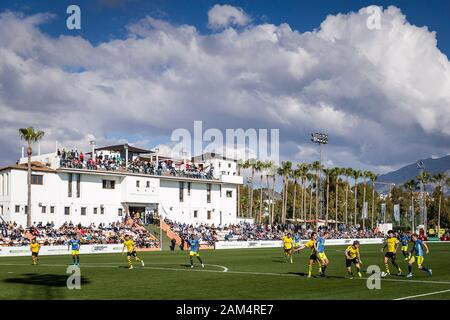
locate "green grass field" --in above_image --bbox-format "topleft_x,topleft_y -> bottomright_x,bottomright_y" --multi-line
0,243 -> 449,300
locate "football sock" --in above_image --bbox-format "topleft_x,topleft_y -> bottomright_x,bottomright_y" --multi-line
421,267 -> 429,273
308,264 -> 312,276
408,265 -> 412,274
127,257 -> 132,267
384,263 -> 390,273
197,257 -> 203,264
322,266 -> 327,275
190,257 -> 193,266
72,256 -> 76,264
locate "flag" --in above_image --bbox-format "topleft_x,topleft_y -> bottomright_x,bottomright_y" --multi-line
394,204 -> 400,222
363,202 -> 368,219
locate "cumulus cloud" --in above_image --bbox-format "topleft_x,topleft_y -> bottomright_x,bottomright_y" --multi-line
207,4 -> 251,29
0,6 -> 449,174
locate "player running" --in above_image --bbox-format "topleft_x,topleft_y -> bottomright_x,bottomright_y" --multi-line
406,233 -> 432,278
122,234 -> 145,269
282,232 -> 294,263
293,232 -> 320,278
187,234 -> 204,269
29,238 -> 40,265
345,240 -> 363,278
381,230 -> 402,277
400,232 -> 410,260
317,231 -> 329,277
68,235 -> 81,266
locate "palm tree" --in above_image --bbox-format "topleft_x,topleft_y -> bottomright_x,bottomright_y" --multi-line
291,168 -> 302,223
255,160 -> 265,223
236,159 -> 244,217
351,170 -> 362,226
333,167 -> 343,230
270,165 -> 278,224
297,163 -> 309,224
367,172 -> 378,228
278,161 -> 292,223
322,167 -> 332,226
307,171 -> 314,222
242,160 -> 251,217
264,160 -> 274,224
417,171 -> 430,229
361,170 -> 371,229
403,179 -> 417,232
344,168 -> 353,226
431,172 -> 448,237
311,161 -> 323,228
19,127 -> 45,228
248,159 -> 258,219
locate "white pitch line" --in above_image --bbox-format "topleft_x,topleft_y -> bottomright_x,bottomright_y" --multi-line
357,277 -> 450,285
393,289 -> 450,300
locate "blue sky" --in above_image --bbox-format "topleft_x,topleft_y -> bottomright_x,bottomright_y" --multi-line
0,0 -> 449,173
2,0 -> 449,54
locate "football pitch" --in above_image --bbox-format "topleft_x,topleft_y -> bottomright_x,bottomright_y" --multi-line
0,243 -> 449,300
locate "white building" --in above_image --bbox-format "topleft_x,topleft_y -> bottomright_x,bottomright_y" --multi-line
0,145 -> 242,227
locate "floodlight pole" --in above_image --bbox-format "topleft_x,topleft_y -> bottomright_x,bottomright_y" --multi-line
311,132 -> 328,231
417,161 -> 426,232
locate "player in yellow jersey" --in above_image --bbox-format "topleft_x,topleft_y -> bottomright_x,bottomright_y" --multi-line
294,232 -> 320,278
381,230 -> 401,277
282,233 -> 294,263
29,238 -> 40,265
122,234 -> 145,269
345,240 -> 362,278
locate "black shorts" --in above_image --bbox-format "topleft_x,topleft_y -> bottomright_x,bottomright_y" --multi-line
127,251 -> 137,257
309,253 -> 318,261
32,252 -> 39,257
346,258 -> 358,267
385,252 -> 396,260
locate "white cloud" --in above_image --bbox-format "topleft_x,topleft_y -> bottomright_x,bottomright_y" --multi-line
0,6 -> 449,174
207,4 -> 250,29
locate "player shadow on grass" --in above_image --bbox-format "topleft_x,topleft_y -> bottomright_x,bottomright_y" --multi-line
287,272 -> 346,279
4,273 -> 90,300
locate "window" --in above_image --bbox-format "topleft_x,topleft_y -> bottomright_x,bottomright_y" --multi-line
93,207 -> 98,214
68,173 -> 73,197
81,207 -> 86,216
15,205 -> 20,213
64,207 -> 70,215
193,210 -> 198,218
76,174 -> 81,198
136,180 -> 140,188
118,208 -> 123,216
31,175 -> 43,185
206,183 -> 211,203
226,190 -> 233,198
187,182 -> 191,196
228,163 -> 231,168
50,206 -> 55,214
100,207 -> 104,214
0,205 -> 3,215
220,185 -> 222,197
146,181 -> 150,188
41,206 -> 46,214
179,182 -> 184,202
102,180 -> 115,189
25,206 -> 28,214
218,162 -> 221,168
207,210 -> 212,220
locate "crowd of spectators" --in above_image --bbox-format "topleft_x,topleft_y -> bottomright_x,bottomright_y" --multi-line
58,149 -> 215,179
0,220 -> 159,248
165,219 -> 385,243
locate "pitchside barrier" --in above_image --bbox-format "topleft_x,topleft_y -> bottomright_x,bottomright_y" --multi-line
0,244 -> 124,257
214,238 -> 385,250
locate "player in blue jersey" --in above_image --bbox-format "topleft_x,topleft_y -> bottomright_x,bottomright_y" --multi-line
188,234 -> 204,269
293,232 -> 301,249
399,232 -> 410,260
68,235 -> 81,266
317,231 -> 330,277
406,234 -> 432,278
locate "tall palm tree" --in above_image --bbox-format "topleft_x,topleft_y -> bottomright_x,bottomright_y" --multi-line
270,165 -> 278,224
236,159 -> 244,217
311,160 -> 323,227
417,171 -> 430,229
368,172 -> 378,228
297,163 -> 309,224
278,161 -> 292,224
432,172 -> 448,237
361,170 -> 371,229
352,170 -> 362,226
307,171 -> 314,222
264,161 -> 274,224
291,168 -> 302,223
323,167 -> 335,227
333,167 -> 343,230
344,168 -> 353,226
255,160 -> 265,223
19,127 -> 45,228
242,160 -> 251,217
248,159 -> 258,219
403,179 -> 417,232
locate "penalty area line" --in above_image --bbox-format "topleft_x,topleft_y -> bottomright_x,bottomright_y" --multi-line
393,288 -> 450,300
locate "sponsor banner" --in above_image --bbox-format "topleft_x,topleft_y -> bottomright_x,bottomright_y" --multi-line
0,244 -> 124,257
215,238 -> 384,249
